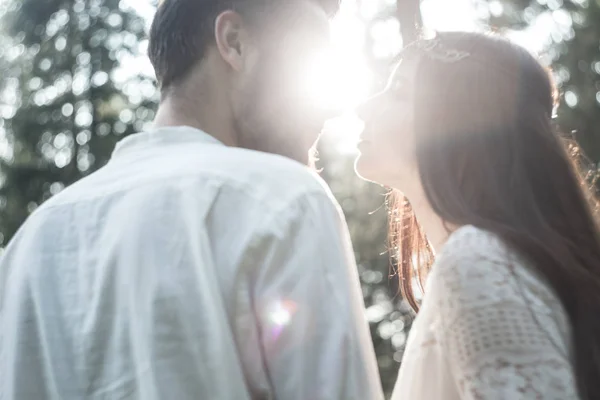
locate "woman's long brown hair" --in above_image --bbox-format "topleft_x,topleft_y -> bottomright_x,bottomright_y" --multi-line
391,32 -> 600,399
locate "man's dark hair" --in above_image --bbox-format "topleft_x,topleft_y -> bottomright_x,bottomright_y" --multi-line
148,0 -> 339,92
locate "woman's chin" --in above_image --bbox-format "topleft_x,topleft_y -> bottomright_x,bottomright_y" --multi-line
354,153 -> 379,183
354,152 -> 409,190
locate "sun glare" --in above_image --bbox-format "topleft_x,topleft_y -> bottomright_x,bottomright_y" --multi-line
129,0 -> 548,153
303,48 -> 371,112
316,0 -> 502,153
308,1 -> 372,152
303,4 -> 371,112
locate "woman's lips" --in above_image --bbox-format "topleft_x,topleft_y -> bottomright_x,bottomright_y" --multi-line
356,140 -> 371,151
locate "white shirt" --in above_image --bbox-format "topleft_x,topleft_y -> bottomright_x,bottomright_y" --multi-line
0,126 -> 383,400
392,225 -> 579,400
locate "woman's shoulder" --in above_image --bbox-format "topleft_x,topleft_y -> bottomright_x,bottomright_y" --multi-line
429,225 -> 553,310
442,224 -> 507,253
429,225 -> 568,335
429,225 -> 510,296
425,226 -> 574,384
434,224 -> 513,273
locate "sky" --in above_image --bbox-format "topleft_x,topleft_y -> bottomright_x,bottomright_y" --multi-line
126,0 -> 554,94
118,0 -> 555,152
125,0 -> 551,78
0,0 -> 555,153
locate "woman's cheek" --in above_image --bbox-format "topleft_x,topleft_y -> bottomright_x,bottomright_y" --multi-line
380,114 -> 416,168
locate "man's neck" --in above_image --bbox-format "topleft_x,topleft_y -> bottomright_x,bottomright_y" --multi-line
153,90 -> 312,166
153,93 -> 239,148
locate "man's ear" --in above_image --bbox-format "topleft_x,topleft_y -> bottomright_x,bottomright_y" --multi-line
214,10 -> 251,72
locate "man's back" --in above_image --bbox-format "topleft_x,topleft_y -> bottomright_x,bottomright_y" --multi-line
0,127 -> 382,399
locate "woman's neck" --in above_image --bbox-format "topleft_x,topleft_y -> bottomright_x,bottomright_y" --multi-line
399,181 -> 454,253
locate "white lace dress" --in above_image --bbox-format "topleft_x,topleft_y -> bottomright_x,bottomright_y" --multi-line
391,225 -> 579,400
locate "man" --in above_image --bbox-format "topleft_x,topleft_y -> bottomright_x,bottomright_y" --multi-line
0,0 -> 383,399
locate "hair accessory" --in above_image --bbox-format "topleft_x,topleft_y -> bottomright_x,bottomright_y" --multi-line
414,38 -> 471,63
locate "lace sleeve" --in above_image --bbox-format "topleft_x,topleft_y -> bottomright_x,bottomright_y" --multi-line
430,226 -> 579,400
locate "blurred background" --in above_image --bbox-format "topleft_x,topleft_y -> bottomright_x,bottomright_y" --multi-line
1,0 -> 599,397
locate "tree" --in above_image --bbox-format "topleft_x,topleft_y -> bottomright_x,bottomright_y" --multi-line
0,0 -> 157,245
317,135 -> 414,395
315,0 -> 423,395
488,0 -> 600,167
0,0 -> 423,396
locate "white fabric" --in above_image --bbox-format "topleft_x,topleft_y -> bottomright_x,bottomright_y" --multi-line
0,126 -> 383,400
392,225 -> 579,400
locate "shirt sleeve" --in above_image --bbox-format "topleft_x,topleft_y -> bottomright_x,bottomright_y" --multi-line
247,191 -> 384,400
428,227 -> 579,400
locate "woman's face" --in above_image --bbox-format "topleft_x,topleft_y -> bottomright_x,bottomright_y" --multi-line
355,58 -> 420,188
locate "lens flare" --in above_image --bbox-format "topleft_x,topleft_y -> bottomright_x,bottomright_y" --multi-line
264,299 -> 298,342
269,302 -> 293,326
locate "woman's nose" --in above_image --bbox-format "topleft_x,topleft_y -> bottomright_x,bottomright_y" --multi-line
356,89 -> 386,122
355,94 -> 380,122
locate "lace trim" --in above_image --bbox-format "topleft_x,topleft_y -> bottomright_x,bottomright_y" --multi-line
427,226 -> 578,399
459,357 -> 578,399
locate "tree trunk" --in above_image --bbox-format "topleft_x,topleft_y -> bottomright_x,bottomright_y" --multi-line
396,0 -> 423,45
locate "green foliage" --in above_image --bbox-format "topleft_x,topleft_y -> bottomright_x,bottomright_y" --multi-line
316,136 -> 415,396
0,0 -> 158,244
489,0 -> 600,166
0,0 -> 420,397
315,2 -> 423,395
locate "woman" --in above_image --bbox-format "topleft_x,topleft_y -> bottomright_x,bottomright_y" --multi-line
355,32 -> 600,400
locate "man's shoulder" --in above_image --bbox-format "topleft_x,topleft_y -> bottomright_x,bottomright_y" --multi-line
234,149 -> 327,189
40,145 -> 337,213
200,146 -> 336,206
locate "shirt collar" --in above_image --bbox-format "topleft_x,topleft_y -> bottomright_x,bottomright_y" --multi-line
111,125 -> 224,159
